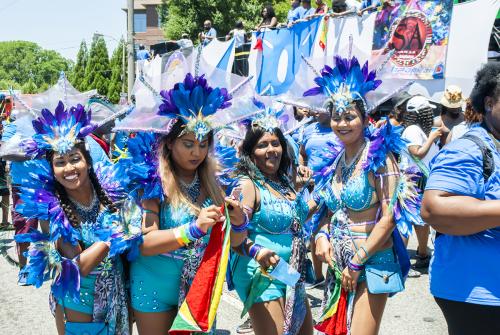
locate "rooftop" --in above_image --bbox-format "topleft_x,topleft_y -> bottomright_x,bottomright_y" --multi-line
122,0 -> 162,11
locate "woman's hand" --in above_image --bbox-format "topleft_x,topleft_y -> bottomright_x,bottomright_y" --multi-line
315,235 -> 334,268
196,205 -> 224,233
298,165 -> 312,180
255,248 -> 280,270
429,126 -> 443,141
225,196 -> 246,226
341,266 -> 361,292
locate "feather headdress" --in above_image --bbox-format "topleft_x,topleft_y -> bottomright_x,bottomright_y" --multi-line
303,55 -> 382,114
158,73 -> 232,141
21,101 -> 95,157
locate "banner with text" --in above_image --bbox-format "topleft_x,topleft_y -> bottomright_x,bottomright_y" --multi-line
371,0 -> 454,80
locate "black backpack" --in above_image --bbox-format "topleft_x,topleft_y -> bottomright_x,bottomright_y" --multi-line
461,134 -> 496,182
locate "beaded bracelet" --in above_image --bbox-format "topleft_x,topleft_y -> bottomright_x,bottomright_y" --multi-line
231,212 -> 250,233
356,246 -> 370,264
348,260 -> 365,272
248,243 -> 263,260
314,230 -> 330,243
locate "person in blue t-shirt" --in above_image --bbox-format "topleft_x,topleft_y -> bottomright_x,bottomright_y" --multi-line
422,62 -> 500,335
136,44 -> 151,61
300,109 -> 342,288
287,0 -> 306,25
199,20 -> 217,47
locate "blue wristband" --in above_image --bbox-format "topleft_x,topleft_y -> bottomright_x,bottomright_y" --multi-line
249,243 -> 263,259
231,212 -> 250,233
185,220 -> 206,242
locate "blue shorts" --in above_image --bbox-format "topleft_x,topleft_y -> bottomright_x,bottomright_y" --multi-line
58,275 -> 96,315
130,253 -> 184,312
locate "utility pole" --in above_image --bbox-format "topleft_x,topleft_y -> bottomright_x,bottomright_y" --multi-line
127,0 -> 135,103
122,36 -> 126,95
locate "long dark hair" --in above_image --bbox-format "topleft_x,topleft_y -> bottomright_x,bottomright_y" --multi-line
47,141 -> 117,228
261,5 -> 276,22
466,62 -> 500,124
235,126 -> 291,181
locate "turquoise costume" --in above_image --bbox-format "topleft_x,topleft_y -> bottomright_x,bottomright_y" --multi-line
315,146 -> 398,282
57,209 -> 124,315
231,179 -> 309,303
130,201 -> 211,312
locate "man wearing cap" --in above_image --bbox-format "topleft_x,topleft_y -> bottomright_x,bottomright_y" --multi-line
434,85 -> 467,144
401,95 -> 443,274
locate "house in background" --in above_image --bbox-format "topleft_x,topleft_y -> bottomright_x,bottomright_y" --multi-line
122,0 -> 165,49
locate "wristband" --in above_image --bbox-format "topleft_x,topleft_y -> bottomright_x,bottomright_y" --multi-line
314,230 -> 330,243
348,260 -> 365,272
248,243 -> 263,260
231,212 -> 250,233
174,226 -> 190,247
187,220 -> 206,241
356,246 -> 370,264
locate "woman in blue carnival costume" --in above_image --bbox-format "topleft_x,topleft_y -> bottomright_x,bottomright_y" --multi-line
229,101 -> 313,335
304,55 -> 423,335
116,73 -> 246,335
7,101 -> 142,335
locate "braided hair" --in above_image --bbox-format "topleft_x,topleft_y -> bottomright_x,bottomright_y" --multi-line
47,141 -> 118,228
403,106 -> 434,136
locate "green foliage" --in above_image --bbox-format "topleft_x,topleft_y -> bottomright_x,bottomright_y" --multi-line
70,40 -> 89,92
107,39 -> 127,104
0,41 -> 71,93
0,79 -> 21,91
157,0 -> 169,26
162,0 -> 290,41
22,79 -> 38,94
83,37 -> 111,96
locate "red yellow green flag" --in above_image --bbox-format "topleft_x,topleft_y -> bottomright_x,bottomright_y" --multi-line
169,206 -> 231,334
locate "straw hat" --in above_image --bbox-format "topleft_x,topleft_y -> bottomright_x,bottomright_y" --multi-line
441,85 -> 464,109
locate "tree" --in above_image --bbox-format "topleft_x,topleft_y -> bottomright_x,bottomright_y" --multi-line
161,0 -> 290,41
157,0 -> 169,27
22,78 -> 38,94
70,40 -> 88,91
83,37 -> 111,95
107,39 -> 127,104
0,41 -> 71,92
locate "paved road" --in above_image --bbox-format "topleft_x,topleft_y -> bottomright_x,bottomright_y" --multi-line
0,231 -> 446,335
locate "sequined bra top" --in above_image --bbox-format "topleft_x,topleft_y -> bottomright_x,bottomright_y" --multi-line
249,180 -> 309,235
318,152 -> 378,213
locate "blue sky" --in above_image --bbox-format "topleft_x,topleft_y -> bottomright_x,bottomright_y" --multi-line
1,0 -> 127,61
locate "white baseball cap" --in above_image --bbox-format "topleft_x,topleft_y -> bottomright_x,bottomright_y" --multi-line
406,96 -> 437,113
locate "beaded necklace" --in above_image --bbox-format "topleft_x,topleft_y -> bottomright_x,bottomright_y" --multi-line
70,187 -> 100,224
340,141 -> 367,184
264,176 -> 291,196
179,172 -> 201,203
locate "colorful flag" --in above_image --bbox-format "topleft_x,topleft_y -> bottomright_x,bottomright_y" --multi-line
169,206 -> 231,334
319,16 -> 329,51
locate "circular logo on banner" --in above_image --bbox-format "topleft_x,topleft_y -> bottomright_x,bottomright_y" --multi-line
386,10 -> 432,67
